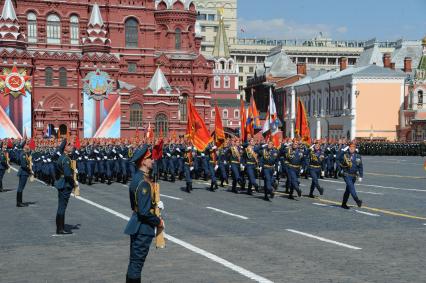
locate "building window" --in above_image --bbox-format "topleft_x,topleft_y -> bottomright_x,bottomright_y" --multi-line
211,110 -> 215,118
175,28 -> 181,50
418,90 -> 424,107
27,12 -> 37,43
239,76 -> 244,82
47,14 -> 61,44
201,46 -> 206,51
179,94 -> 188,122
201,26 -> 206,32
128,62 -> 137,73
125,18 -> 138,47
318,98 -> 321,114
223,109 -> 228,119
130,103 -> 143,128
249,67 -> 254,73
234,110 -> 239,119
208,14 -> 215,21
214,76 -> 220,88
239,66 -> 243,73
59,67 -> 67,87
70,15 -> 79,45
197,14 -> 206,20
45,67 -> 53,86
348,94 -> 351,109
224,76 -> 230,88
155,113 -> 168,136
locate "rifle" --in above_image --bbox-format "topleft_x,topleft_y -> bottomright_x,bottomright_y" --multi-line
70,159 -> 80,196
152,181 -> 165,248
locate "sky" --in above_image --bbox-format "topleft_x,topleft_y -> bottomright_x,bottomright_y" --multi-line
237,0 -> 426,41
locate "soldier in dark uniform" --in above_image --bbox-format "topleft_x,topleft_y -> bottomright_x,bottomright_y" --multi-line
207,143 -> 219,191
183,141 -> 194,193
16,141 -> 32,207
285,140 -> 305,200
339,142 -> 363,209
259,140 -> 278,201
54,140 -> 75,235
307,142 -> 325,198
227,139 -> 245,193
124,145 -> 164,283
243,138 -> 260,195
0,141 -> 10,192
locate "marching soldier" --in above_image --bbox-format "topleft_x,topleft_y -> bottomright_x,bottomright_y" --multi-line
307,142 -> 325,198
340,142 -> 363,209
54,140 -> 76,235
0,141 -> 10,192
243,138 -> 259,195
207,143 -> 219,191
16,140 -> 32,207
183,141 -> 194,193
124,145 -> 165,283
217,140 -> 229,187
259,140 -> 278,201
285,139 -> 305,200
228,139 -> 245,193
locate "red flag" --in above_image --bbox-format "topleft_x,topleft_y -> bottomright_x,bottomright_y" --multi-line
152,139 -> 164,161
214,105 -> 225,148
74,135 -> 81,150
240,99 -> 247,142
186,100 -> 212,151
246,92 -> 261,137
28,138 -> 36,151
135,127 -> 140,141
146,122 -> 154,140
7,138 -> 13,149
295,98 -> 311,142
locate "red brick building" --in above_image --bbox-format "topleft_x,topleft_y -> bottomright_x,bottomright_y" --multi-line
0,0 -> 214,139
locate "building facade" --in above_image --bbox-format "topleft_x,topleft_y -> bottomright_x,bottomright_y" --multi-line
0,0 -> 214,139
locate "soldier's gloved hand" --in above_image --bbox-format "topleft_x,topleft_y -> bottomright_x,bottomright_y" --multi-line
358,177 -> 363,182
75,169 -> 79,174
167,153 -> 171,157
258,167 -> 262,172
321,171 -> 325,177
201,153 -> 205,157
240,165 -> 245,171
158,201 -> 164,210
176,148 -> 181,152
224,161 -> 227,165
190,166 -> 194,171
214,165 -> 219,171
273,171 -> 277,176
300,169 -> 304,174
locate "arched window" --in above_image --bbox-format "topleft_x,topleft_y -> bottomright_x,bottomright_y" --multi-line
418,90 -> 424,106
59,67 -> 67,87
27,12 -> 37,43
125,18 -> 138,47
234,110 -> 240,119
130,103 -> 143,127
47,14 -> 61,44
70,15 -> 79,45
45,67 -> 53,86
211,109 -> 215,118
155,113 -> 168,137
224,76 -> 230,88
220,61 -> 225,70
214,76 -> 220,88
175,28 -> 181,50
223,109 -> 228,119
179,94 -> 188,122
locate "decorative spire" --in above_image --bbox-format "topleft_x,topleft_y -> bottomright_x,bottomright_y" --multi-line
147,67 -> 172,94
0,0 -> 17,21
0,0 -> 26,49
88,3 -> 104,27
82,3 -> 110,52
212,9 -> 230,58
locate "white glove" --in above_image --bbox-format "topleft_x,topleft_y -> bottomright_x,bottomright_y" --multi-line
240,165 -> 245,171
224,161 -> 227,165
212,146 -> 217,150
78,157 -> 82,160
358,177 -> 363,182
112,149 -> 116,153
94,150 -> 99,154
167,153 -> 171,157
300,169 -> 304,174
104,156 -> 108,160
158,201 -> 164,210
333,155 -> 336,158
75,169 -> 79,174
84,156 -> 88,160
119,154 -> 123,158
273,171 -> 277,176
176,148 -> 181,152
321,171 -> 325,177
97,157 -> 101,161
258,167 -> 262,172
43,160 -> 47,163
278,165 -> 281,172
75,150 -> 79,154
47,158 -> 51,162
343,146 -> 349,152
214,165 -> 219,171
262,144 -> 268,148
201,153 -> 205,157
187,146 -> 192,150
190,166 -> 194,171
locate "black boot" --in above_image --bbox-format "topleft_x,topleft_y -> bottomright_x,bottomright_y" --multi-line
16,192 -> 28,207
220,180 -> 224,187
57,215 -> 72,235
189,183 -> 193,191
126,275 -> 141,283
88,177 -> 93,185
263,191 -> 270,201
247,185 -> 252,195
355,198 -> 363,208
214,183 -> 218,191
318,186 -> 324,195
186,182 -> 191,193
209,183 -> 214,191
296,187 -> 302,197
341,203 -> 350,209
56,215 -> 61,234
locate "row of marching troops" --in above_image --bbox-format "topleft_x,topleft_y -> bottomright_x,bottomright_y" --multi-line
1,136 -> 365,207
357,141 -> 426,156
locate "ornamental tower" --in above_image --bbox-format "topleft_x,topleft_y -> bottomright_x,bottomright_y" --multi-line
0,0 -> 26,49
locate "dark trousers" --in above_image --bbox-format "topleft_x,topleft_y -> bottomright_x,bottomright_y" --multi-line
263,167 -> 274,193
127,234 -> 154,279
309,168 -> 321,193
208,162 -> 216,183
0,169 -> 5,190
287,167 -> 300,195
184,165 -> 192,183
57,187 -> 72,216
342,175 -> 359,204
17,175 -> 28,193
246,165 -> 257,188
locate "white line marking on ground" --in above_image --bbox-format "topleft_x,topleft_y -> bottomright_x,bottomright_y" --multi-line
160,194 -> 182,200
355,210 -> 380,217
312,203 -> 330,207
206,207 -> 249,220
72,195 -> 272,283
322,179 -> 425,193
286,229 -> 362,250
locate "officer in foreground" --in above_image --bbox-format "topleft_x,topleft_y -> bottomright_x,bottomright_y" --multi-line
124,145 -> 165,283
54,140 -> 76,235
340,142 -> 363,209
